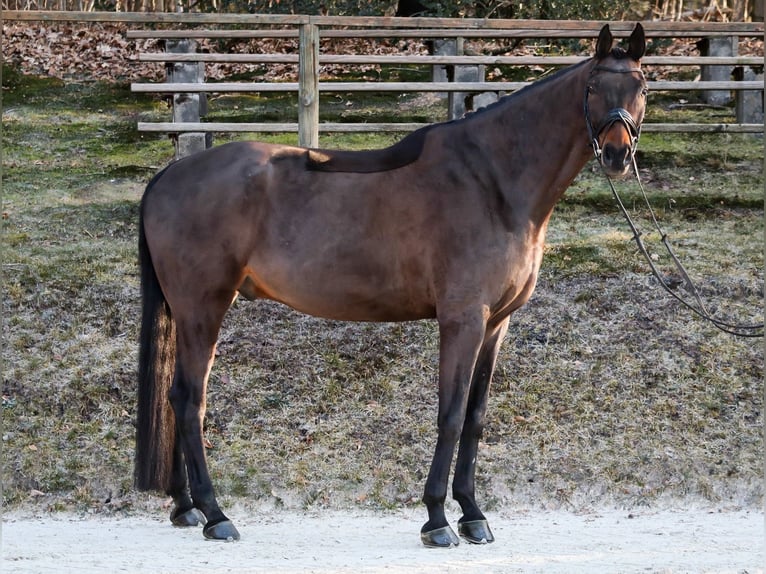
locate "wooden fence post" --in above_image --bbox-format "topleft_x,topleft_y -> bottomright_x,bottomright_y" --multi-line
696,36 -> 737,106
299,23 -> 319,148
734,65 -> 764,127
448,36 -> 486,120
432,38 -> 456,98
165,38 -> 209,158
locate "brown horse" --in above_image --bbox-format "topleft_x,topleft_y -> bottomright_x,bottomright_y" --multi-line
136,23 -> 647,547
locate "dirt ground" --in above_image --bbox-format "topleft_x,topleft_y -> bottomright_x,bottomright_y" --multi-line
2,505 -> 763,573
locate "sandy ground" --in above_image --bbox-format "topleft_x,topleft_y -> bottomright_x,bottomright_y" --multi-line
2,506 -> 764,574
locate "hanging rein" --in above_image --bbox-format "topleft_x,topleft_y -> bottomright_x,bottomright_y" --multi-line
584,67 -> 764,338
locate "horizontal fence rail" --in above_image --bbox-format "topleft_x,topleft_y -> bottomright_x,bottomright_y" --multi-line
135,121 -> 763,134
136,53 -> 764,67
5,11 -> 765,35
130,81 -> 765,93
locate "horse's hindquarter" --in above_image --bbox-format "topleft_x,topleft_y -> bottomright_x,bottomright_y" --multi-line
141,143 -> 278,311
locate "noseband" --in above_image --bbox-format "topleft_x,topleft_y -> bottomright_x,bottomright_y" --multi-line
584,66 -> 644,160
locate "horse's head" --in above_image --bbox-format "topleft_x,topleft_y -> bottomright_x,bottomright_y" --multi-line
585,23 -> 647,178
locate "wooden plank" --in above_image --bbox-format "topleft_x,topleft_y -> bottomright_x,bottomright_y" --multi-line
642,56 -> 764,66
648,81 -> 764,91
138,122 -> 301,132
137,53 -> 579,65
139,53 -> 300,64
3,10 -> 309,24
137,121 -> 425,132
315,123 -> 428,132
642,123 -> 764,133
131,81 -> 525,92
131,80 -> 764,93
137,121 -> 764,134
139,53 -> 764,67
131,82 -> 298,93
6,11 -> 762,35
318,28 -> 765,38
312,16 -> 763,34
128,27 -> 765,40
128,30 -> 299,39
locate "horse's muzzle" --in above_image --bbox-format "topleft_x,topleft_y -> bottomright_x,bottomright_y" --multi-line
593,108 -> 640,177
600,140 -> 633,177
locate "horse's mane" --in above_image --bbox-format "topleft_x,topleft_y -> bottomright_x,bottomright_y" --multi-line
305,124 -> 437,174
306,57 -> 596,174
607,46 -> 631,59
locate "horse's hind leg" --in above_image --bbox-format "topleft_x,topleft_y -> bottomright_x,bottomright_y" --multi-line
167,438 -> 202,527
170,296 -> 240,541
452,316 -> 509,544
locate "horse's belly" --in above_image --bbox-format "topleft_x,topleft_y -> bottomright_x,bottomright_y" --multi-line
287,292 -> 436,322
264,287 -> 437,322
240,255 -> 436,322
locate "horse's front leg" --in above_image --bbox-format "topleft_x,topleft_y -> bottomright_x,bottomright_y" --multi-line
452,316 -> 510,544
421,310 -> 487,547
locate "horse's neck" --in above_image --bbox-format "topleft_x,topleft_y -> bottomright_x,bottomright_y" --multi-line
477,61 -> 596,223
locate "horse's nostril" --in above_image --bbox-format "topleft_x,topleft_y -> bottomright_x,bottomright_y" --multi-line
603,143 -> 629,168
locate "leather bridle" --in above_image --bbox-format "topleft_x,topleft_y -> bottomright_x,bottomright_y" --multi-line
584,65 -> 644,161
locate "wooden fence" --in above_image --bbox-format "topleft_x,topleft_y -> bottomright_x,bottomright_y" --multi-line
5,11 -> 765,153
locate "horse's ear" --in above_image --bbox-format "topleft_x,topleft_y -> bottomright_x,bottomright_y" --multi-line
595,24 -> 613,59
627,23 -> 646,61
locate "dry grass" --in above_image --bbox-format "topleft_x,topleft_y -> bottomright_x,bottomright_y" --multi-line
1,67 -> 762,518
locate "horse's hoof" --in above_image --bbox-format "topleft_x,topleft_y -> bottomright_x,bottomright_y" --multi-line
458,519 -> 495,544
421,525 -> 460,548
170,507 -> 206,528
203,519 -> 240,542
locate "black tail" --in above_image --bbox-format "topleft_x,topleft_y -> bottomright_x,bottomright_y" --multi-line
135,172 -> 177,492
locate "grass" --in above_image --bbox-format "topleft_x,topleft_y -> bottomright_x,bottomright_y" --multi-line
1,63 -> 763,517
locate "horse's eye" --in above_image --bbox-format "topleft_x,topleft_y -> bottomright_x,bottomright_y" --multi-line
641,88 -> 649,97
